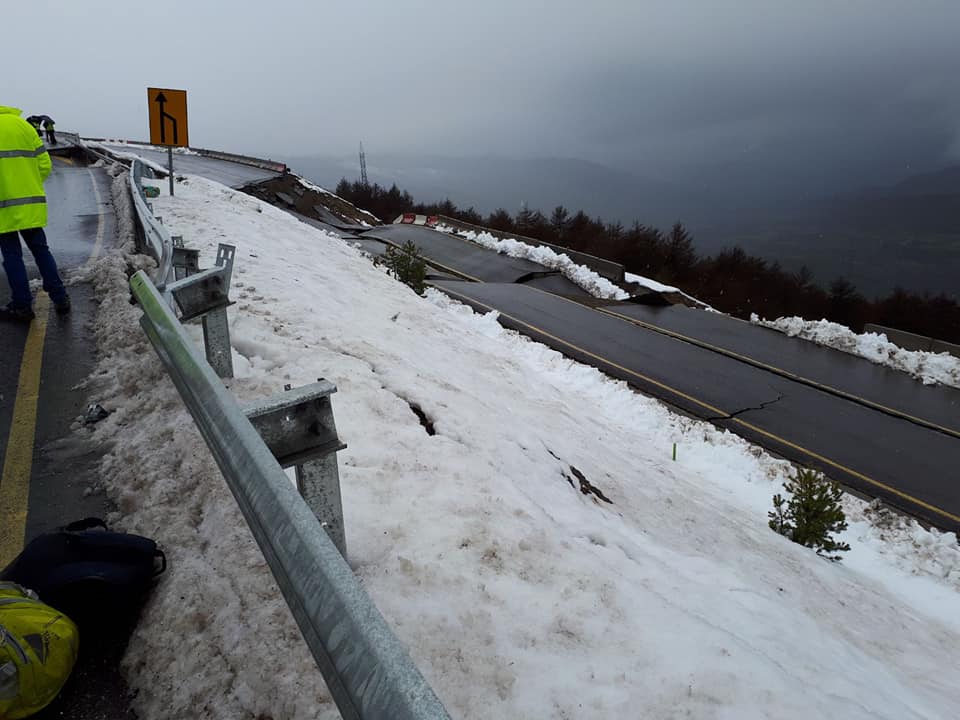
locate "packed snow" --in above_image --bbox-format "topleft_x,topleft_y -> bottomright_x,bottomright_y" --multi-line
84,142 -> 171,175
432,224 -> 712,307
85,139 -> 201,156
751,314 -> 960,389
435,224 -> 629,300
72,168 -> 960,720
623,271 -> 710,308
623,271 -> 684,295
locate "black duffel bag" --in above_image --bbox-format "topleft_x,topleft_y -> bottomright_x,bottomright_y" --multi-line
0,518 -> 166,628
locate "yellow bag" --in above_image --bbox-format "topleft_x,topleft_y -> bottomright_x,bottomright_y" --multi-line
0,582 -> 78,719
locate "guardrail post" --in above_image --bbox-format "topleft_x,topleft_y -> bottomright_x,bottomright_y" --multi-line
202,244 -> 236,377
296,454 -> 346,559
202,309 -> 234,379
243,380 -> 348,559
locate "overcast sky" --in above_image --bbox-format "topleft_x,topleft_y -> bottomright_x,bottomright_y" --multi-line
7,1 -> 960,194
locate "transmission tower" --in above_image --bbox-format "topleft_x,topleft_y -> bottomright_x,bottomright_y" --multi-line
359,142 -> 369,186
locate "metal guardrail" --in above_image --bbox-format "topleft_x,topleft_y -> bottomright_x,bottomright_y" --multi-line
129,273 -> 450,719
191,146 -> 287,173
122,154 -> 451,718
81,139 -> 287,175
129,159 -> 174,287
79,140 -> 123,168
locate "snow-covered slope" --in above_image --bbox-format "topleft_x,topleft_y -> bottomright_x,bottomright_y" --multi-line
77,171 -> 960,720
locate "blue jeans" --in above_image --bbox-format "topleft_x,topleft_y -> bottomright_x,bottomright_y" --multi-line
0,227 -> 68,309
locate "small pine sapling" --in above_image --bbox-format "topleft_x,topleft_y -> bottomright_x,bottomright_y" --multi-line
769,468 -> 851,561
382,240 -> 427,295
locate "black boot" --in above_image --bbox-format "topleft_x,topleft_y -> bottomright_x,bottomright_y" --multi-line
0,304 -> 36,322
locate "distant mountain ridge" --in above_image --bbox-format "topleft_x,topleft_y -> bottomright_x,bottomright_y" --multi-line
702,164 -> 960,298
818,164 -> 960,233
893,165 -> 960,194
284,151 -> 959,299
281,152 -> 697,228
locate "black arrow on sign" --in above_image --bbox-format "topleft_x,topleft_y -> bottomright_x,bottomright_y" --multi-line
154,91 -> 179,145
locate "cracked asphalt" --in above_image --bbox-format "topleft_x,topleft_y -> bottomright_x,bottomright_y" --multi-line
704,391 -> 785,422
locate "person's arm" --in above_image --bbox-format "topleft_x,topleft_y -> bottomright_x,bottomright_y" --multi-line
33,127 -> 51,182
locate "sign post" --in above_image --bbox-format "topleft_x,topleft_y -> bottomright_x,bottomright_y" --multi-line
147,87 -> 189,196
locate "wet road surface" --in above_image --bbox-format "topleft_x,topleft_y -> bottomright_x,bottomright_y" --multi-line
600,303 -> 960,437
95,142 -> 279,188
0,158 -> 137,719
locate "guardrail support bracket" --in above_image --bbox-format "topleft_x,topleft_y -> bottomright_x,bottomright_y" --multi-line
165,243 -> 236,378
172,244 -> 200,280
243,381 -> 348,559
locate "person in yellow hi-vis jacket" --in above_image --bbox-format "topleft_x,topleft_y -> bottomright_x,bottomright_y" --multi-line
0,105 -> 70,322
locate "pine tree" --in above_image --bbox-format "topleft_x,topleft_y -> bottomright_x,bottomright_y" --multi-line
550,205 -> 570,239
769,469 -> 851,561
793,265 -> 814,290
666,222 -> 696,278
487,208 -> 514,231
515,202 -> 535,233
381,240 -> 427,295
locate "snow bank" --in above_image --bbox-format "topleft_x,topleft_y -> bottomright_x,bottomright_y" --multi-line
81,172 -> 960,720
87,139 -> 200,155
432,226 -> 711,307
83,141 -> 171,175
751,314 -> 960,388
435,225 -> 629,300
624,270 -> 683,294
623,270 -> 710,307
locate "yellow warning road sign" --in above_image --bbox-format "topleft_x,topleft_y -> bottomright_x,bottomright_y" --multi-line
147,87 -> 189,147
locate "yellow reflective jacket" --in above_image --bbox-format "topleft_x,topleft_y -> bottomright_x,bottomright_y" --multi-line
0,106 -> 51,234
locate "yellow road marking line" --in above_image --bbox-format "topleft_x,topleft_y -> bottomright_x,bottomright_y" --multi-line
437,285 -> 731,416
730,418 -> 960,524
422,256 -> 480,282
56,156 -> 75,165
0,295 -> 51,566
436,284 -> 960,525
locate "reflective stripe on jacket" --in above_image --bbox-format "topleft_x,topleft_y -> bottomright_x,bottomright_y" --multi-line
0,106 -> 50,233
